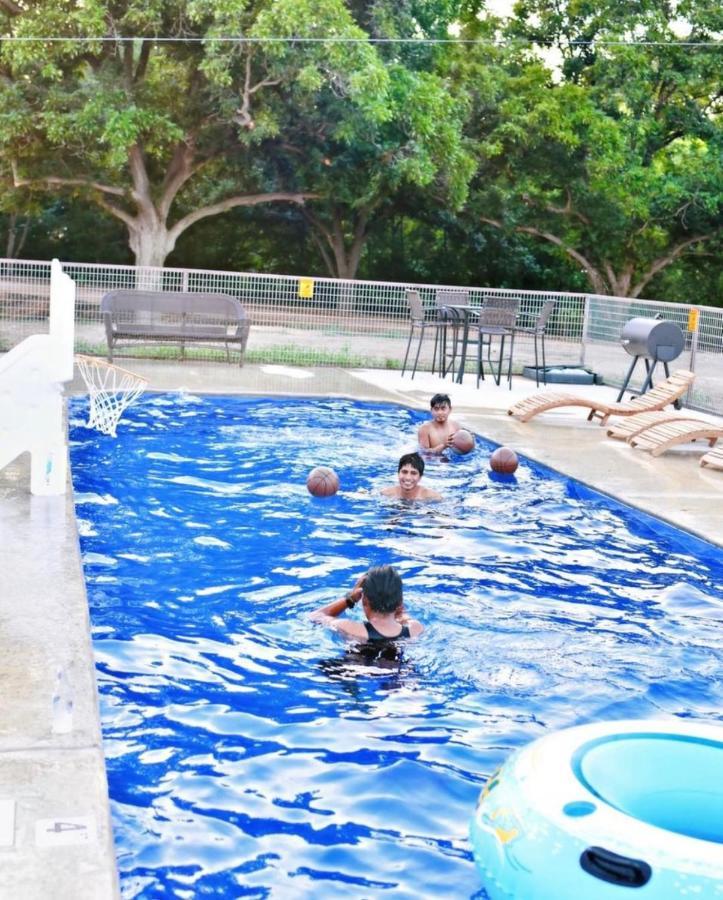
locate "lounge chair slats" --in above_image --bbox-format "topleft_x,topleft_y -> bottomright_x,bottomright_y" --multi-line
629,420 -> 723,456
508,370 -> 695,425
701,446 -> 723,471
606,411 -> 702,441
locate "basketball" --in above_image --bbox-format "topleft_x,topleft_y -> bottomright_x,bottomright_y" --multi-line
490,447 -> 519,475
452,429 -> 475,454
306,466 -> 340,497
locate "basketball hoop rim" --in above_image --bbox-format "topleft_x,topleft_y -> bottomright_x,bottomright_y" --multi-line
74,354 -> 150,386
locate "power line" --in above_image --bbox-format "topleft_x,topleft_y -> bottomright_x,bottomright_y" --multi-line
0,35 -> 720,47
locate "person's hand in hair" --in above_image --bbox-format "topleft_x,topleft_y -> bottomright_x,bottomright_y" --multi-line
345,573 -> 366,607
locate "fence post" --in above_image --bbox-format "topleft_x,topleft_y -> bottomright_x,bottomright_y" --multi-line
580,295 -> 591,367
687,307 -> 700,374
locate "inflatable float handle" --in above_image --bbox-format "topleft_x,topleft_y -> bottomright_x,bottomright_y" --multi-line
579,846 -> 652,888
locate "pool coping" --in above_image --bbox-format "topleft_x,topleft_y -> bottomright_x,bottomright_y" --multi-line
1,360 -> 721,898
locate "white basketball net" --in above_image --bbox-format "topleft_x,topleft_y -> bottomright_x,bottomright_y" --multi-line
75,355 -> 148,437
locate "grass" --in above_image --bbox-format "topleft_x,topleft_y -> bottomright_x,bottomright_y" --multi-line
72,340 -> 403,370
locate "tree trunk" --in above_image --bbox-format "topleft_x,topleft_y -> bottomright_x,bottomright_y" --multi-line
129,221 -> 175,269
5,212 -> 29,258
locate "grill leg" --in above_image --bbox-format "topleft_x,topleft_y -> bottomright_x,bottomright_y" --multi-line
616,356 -> 640,402
639,359 -> 657,396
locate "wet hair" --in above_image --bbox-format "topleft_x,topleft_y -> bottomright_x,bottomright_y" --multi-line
430,393 -> 451,409
398,451 -> 424,475
363,565 -> 403,613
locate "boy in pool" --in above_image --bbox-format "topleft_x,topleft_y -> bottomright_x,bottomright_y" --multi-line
310,565 -> 424,641
418,393 -> 462,454
381,451 -> 442,501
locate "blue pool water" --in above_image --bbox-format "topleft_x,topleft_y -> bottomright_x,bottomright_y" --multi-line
69,394 -> 723,899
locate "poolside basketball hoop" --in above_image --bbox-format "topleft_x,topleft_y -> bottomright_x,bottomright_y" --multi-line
75,355 -> 148,437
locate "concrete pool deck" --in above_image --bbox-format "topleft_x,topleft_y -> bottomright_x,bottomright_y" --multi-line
1,360 -> 721,898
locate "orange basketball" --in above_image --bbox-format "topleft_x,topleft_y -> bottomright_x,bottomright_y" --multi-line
306,466 -> 340,497
490,447 -> 519,475
452,429 -> 475,454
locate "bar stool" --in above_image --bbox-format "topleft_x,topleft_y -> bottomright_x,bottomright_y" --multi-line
435,290 -> 469,379
514,300 -> 556,386
473,297 -> 520,388
401,289 -> 448,379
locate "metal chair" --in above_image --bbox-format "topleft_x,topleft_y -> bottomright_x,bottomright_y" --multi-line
474,297 -> 520,389
401,289 -> 447,379
515,300 -> 556,386
435,290 -> 469,379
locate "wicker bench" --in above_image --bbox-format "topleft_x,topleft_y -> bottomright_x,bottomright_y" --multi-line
101,290 -> 250,366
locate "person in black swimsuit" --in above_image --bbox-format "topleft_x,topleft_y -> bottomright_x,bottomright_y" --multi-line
310,565 -> 424,641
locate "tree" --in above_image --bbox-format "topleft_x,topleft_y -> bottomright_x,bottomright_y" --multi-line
0,0 -> 390,268
470,0 -> 723,297
243,0 -> 478,279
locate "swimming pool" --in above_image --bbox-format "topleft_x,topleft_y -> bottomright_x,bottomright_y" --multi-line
69,394 -> 723,899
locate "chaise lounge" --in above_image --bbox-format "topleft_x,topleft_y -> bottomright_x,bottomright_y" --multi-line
508,369 -> 695,426
606,410 -> 702,442
628,419 -> 723,457
701,446 -> 723,471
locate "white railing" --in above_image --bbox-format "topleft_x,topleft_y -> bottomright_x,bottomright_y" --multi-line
1,258 -> 721,415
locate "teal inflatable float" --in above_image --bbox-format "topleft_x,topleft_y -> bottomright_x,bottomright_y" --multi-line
470,719 -> 723,899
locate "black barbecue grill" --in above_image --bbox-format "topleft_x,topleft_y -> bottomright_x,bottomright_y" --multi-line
616,317 -> 685,401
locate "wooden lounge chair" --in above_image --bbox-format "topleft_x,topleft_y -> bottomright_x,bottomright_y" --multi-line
700,446 -> 723,471
606,410 -> 702,442
629,419 -> 723,457
508,369 -> 695,426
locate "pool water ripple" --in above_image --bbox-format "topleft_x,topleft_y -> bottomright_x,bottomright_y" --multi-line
69,395 -> 723,899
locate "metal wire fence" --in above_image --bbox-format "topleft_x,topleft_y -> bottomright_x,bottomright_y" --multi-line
1,258 -> 721,414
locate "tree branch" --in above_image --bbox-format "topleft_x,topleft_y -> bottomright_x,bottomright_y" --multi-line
301,208 -> 338,274
0,0 -> 23,15
158,139 -> 198,221
630,231 -> 721,298
522,189 -> 590,225
134,39 -> 152,83
94,194 -> 138,230
11,160 -> 127,198
168,191 -> 317,243
234,53 -> 281,130
127,144 -> 154,212
482,216 -> 607,293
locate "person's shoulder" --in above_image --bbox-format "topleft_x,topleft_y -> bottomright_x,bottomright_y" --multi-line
420,487 -> 442,500
335,620 -> 368,640
381,485 -> 399,497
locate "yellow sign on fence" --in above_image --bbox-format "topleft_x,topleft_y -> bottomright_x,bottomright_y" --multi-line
298,278 -> 314,299
687,308 -> 699,332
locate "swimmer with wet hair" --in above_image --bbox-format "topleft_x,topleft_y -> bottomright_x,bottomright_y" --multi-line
309,565 -> 424,640
418,393 -> 462,454
381,451 -> 442,501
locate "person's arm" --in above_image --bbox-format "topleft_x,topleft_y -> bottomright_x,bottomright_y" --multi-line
309,575 -> 366,636
309,593 -> 356,621
419,423 -> 453,454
